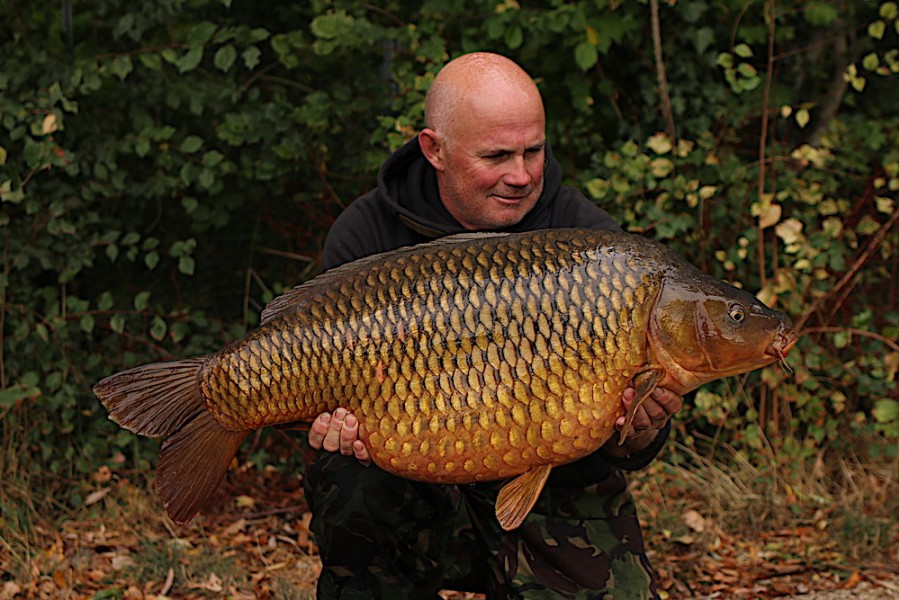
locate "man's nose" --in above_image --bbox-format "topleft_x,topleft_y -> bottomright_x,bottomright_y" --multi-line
503,155 -> 532,187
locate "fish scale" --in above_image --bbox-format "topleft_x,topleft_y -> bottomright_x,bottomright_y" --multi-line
94,228 -> 797,528
197,230 -> 656,482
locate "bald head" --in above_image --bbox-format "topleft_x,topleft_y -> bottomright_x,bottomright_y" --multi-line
424,52 -> 545,145
417,53 -> 547,231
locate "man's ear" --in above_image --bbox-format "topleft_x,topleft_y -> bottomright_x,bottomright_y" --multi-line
419,128 -> 445,172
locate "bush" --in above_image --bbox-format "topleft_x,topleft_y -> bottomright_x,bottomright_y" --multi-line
1,0 -> 897,511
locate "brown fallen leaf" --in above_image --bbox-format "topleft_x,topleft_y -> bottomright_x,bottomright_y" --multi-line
683,509 -> 706,533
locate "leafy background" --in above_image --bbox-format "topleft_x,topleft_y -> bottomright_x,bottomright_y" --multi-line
1,0 -> 897,595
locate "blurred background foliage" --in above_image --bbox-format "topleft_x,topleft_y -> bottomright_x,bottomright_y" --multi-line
1,0 -> 897,535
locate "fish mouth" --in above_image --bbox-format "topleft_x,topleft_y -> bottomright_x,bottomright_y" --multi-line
767,327 -> 798,372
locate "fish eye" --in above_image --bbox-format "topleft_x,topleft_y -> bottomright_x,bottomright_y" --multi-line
728,303 -> 746,323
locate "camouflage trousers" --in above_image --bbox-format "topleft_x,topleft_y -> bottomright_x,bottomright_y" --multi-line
304,453 -> 659,600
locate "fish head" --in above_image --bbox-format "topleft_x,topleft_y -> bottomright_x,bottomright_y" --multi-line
649,273 -> 797,392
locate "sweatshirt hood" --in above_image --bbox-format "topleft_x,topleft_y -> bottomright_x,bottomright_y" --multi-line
376,136 -> 565,239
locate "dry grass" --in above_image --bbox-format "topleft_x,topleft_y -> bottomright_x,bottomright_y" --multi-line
632,436 -> 899,596
1,436 -> 897,598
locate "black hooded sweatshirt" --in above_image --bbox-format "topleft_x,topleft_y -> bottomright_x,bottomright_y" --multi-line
321,137 -> 669,487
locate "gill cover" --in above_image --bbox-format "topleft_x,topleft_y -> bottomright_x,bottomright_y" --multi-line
650,275 -> 793,390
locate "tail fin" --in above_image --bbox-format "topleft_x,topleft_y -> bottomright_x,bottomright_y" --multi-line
93,359 -> 247,524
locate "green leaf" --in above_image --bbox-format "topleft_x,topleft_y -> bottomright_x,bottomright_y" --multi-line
109,55 -> 133,80
149,316 -> 167,341
202,150 -> 224,167
863,53 -> 880,71
97,291 -> 114,311
214,45 -> 237,72
133,291 -> 151,310
734,43 -> 753,58
243,46 -> 261,69
505,25 -> 523,49
873,399 -> 899,423
574,41 -> 598,71
145,251 -> 159,270
80,314 -> 95,334
189,21 -> 217,46
486,17 -> 505,40
881,2 -> 898,19
24,137 -> 44,168
181,135 -> 203,153
868,20 -> 886,39
804,2 -> 839,26
311,11 -> 354,39
198,169 -> 215,189
178,255 -> 195,275
110,314 -> 125,334
694,27 -> 715,55
178,46 -> 204,73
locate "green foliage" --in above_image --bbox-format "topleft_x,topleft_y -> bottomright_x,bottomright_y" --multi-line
1,0 -> 897,511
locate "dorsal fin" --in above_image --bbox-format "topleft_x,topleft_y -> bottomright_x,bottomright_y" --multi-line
260,231 -> 511,324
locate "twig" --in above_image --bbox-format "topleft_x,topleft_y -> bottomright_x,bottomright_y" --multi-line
649,0 -> 676,141
255,247 -> 314,263
799,327 -> 899,354
795,204 -> 899,331
241,505 -> 307,520
757,0 -> 776,290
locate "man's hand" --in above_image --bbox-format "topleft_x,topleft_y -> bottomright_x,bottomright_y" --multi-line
602,387 -> 683,458
308,408 -> 371,464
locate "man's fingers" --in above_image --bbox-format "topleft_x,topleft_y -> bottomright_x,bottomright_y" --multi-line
352,440 -> 371,464
340,414 -> 359,455
321,408 -> 347,452
308,412 -> 331,449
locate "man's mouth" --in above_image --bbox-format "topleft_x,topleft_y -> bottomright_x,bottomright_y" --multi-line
492,192 -> 529,205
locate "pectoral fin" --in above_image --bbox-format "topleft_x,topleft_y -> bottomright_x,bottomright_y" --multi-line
619,369 -> 664,445
495,464 -> 553,531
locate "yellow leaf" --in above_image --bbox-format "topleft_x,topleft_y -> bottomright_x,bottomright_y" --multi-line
646,132 -> 672,154
795,108 -> 810,128
875,195 -> 894,214
775,218 -> 804,245
235,494 -> 256,508
758,203 -> 782,229
586,25 -> 601,46
42,113 -> 58,135
884,352 -> 898,381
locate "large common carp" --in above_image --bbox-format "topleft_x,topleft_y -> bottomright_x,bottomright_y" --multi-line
94,229 -> 796,530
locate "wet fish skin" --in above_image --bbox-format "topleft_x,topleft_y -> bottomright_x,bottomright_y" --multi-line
199,230 -> 657,482
94,228 -> 796,529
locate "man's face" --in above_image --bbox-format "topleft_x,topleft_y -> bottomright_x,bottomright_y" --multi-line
435,96 -> 546,231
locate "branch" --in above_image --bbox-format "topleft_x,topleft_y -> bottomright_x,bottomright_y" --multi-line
795,203 -> 899,331
807,25 -> 850,147
650,0 -> 676,141
757,0 -> 777,289
799,327 -> 899,354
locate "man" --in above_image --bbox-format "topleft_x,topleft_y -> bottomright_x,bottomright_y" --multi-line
303,52 -> 682,599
